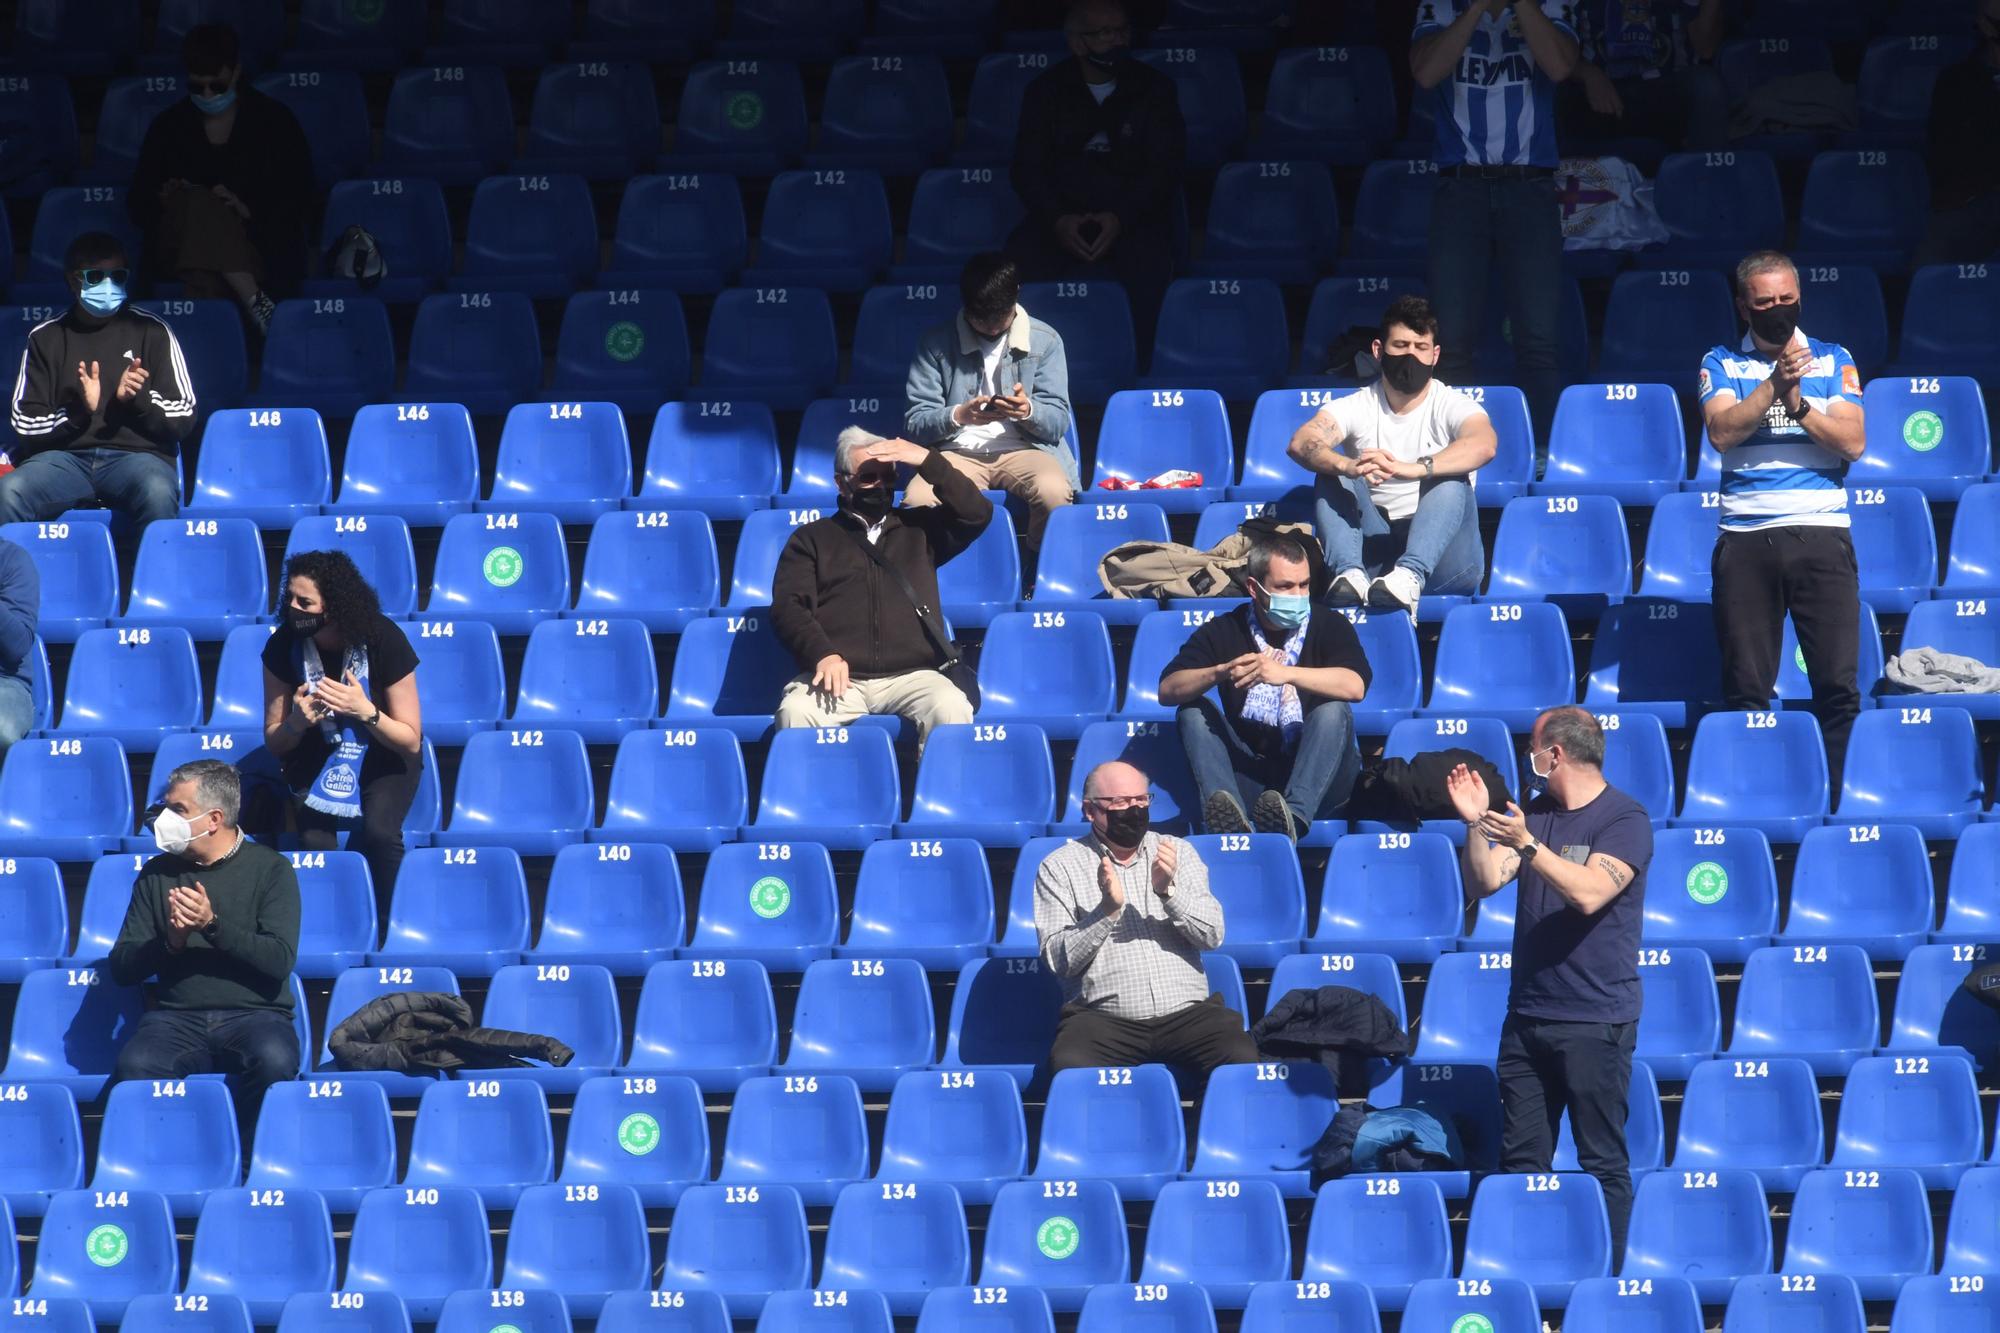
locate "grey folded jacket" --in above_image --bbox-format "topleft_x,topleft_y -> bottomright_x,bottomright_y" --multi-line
1882,647 -> 2000,695
328,990 -> 576,1071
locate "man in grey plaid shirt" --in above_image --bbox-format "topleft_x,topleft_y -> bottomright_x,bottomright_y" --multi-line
1034,759 -> 1260,1074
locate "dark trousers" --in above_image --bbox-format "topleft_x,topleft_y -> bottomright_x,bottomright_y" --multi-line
295,763 -> 421,922
1049,993 -> 1260,1078
1713,525 -> 1861,786
1498,1014 -> 1636,1261
114,1006 -> 300,1138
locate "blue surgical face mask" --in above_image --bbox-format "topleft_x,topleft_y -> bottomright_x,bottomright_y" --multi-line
191,87 -> 236,116
1260,590 -> 1312,632
78,278 -> 126,317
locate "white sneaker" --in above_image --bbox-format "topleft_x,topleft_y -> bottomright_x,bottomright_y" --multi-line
1368,565 -> 1424,616
1328,568 -> 1371,607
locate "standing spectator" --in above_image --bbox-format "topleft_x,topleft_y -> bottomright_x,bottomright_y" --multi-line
1411,0 -> 1579,430
0,232 -> 192,531
261,551 -> 424,920
1447,707 -> 1651,1264
129,23 -> 314,333
1160,534 -> 1371,841
1287,296 -> 1495,615
772,430 -> 989,745
0,536 -> 38,758
904,253 -> 1078,552
1035,760 -> 1258,1075
1564,0 -> 1727,149
1008,0 -> 1186,346
1700,251 -> 1866,784
1918,0 -> 2000,266
111,760 -> 301,1137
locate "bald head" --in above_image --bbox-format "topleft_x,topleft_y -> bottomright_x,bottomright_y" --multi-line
1083,760 -> 1148,802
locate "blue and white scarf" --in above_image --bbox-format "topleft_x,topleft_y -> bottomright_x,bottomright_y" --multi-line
1241,613 -> 1307,752
296,636 -> 371,820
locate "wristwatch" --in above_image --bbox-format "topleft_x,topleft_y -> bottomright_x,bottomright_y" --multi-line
364,707 -> 382,729
1422,454 -> 1435,478
1518,838 -> 1540,863
1789,398 -> 1813,423
199,918 -> 221,943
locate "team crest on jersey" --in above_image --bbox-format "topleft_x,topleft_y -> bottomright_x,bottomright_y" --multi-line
1698,367 -> 1712,395
1841,363 -> 1861,396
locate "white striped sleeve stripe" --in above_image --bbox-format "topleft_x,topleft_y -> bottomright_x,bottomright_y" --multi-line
9,317 -> 71,436
130,308 -> 197,418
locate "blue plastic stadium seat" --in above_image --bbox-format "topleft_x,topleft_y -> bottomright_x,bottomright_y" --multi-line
132,298 -> 247,413
1231,388 -> 1319,498
869,0 -> 997,52
1598,711 -> 1676,824
334,401 -> 480,525
1798,150 -> 1930,271
1730,943 -> 1879,1074
315,964 -> 459,1096
992,838 -> 1062,957
1237,1279 -> 1379,1332
842,838 -> 994,967
660,1183 -> 812,1318
1033,1064 -> 1183,1201
1897,265 -> 2000,379
604,174 -> 747,294
748,726 -> 899,850
508,617 -> 655,744
1074,1284 -> 1215,1331
1032,502 -> 1172,623
1835,709 -> 1979,837
117,1294 -> 254,1333
1644,827 -> 1778,963
1300,1176 -> 1451,1312
1310,831 -> 1463,962
1783,1166 -> 1933,1299
1555,1060 -> 1664,1176
186,1187 -> 337,1322
379,67 -> 513,187
497,1181 -> 648,1317
1676,711 -> 1828,840
343,1185 -> 491,1321
1251,46 -> 1395,162
1191,1060 -> 1344,1193
980,1178 -> 1129,1311
1832,1052 -> 1980,1189
570,509 -> 715,632
1398,1277 -> 1539,1333
390,618 -> 499,745
257,298 -> 395,419
32,1188 -> 176,1318
1148,280 -> 1289,402
670,60 -> 809,175
534,841 -> 683,975
1346,159 -> 1438,268
1181,834 -> 1305,967
559,1073 -> 707,1208
786,956 -> 935,1091
24,636 -> 50,731
517,61 -> 659,180
1848,485 -> 1937,612
1092,389 -> 1233,513
721,1072 -> 870,1204
551,290 -> 690,414
597,1287 -> 732,1333
23,187 -> 140,294
1194,162 -> 1337,285
937,505 -> 1022,630
1584,599 -> 1724,729
1269,953 -> 1407,1029
432,0 -> 571,58
433,729 -> 593,857
245,1076 -> 393,1212
662,614 -> 795,741
295,0 -> 424,63
405,1077 -> 552,1207
483,398 -> 633,520
1122,610 -> 1209,722
1598,270 -> 1735,383
1785,823 -> 1935,959
718,0 -> 862,61
0,736 -> 133,862
878,1067 -> 1027,1206
478,962 -> 623,1091
434,1291 -> 567,1333
1622,1167 -> 1772,1305
1627,948 -> 1720,1079
54,624 -> 200,752
402,291 -> 541,418
820,1180 -> 971,1316
628,958 -> 778,1092
844,291 -> 959,402
754,1289 -> 892,1333
940,956 -> 1062,1088
1895,599 -> 2000,721
1944,491 -> 2000,613
0,854 -> 68,983
0,519 -> 117,642
250,69 -> 367,188
0,75 -> 77,201
426,510 -> 567,634
959,52 -> 1054,162
1724,1273 -> 1867,1333
1797,264 -> 1889,375
1892,1274 -> 2000,1333
701,287 -> 838,409
1462,1172 -> 1613,1308
1484,494 -> 1631,613
1053,719 -> 1200,836
372,844 -> 531,977
1132,45 -> 1244,166
93,1077 -> 238,1215
1021,280 -> 1136,405
1410,949 -> 1512,1066
807,54 -> 952,175
633,400 -> 780,522
1537,384 -> 1687,505
976,612 -> 1117,740
899,169 -> 1025,280
593,728 -> 746,854
123,516 -> 264,639
912,1285 -> 1057,1333
1638,494 -> 1721,600
1424,602 -> 1574,732
454,174 -> 598,300
1138,1178 -> 1287,1308
1944,1165 -> 2000,1276
0,1079 -> 82,1216
1652,151 -> 1785,267
282,516 -> 417,620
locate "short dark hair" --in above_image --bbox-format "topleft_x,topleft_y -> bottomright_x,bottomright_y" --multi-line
64,231 -> 127,273
182,22 -> 240,74
165,759 -> 241,826
1245,533 -> 1310,587
1381,294 -> 1440,342
960,252 -> 1020,326
1535,706 -> 1606,768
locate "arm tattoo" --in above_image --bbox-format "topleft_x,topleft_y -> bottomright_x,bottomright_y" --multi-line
1497,850 -> 1522,886
1596,855 -> 1629,891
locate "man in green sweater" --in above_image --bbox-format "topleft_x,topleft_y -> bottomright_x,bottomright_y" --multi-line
110,759 -> 301,1132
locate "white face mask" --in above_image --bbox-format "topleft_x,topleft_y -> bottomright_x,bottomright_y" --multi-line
153,808 -> 208,856
1528,745 -> 1557,785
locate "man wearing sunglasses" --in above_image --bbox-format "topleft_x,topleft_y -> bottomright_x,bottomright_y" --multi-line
0,232 -> 192,531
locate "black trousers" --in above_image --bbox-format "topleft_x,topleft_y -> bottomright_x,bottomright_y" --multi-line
1498,1014 -> 1636,1261
295,763 -> 421,922
1006,218 -> 1177,352
1713,524 -> 1861,786
113,1007 -> 300,1140
1049,993 -> 1260,1077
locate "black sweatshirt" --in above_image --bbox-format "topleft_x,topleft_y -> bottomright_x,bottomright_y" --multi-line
771,451 -> 993,679
8,305 -> 197,460
108,839 -> 300,1012
1010,56 -> 1187,232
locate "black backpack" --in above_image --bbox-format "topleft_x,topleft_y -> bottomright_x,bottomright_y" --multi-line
1344,746 -> 1515,823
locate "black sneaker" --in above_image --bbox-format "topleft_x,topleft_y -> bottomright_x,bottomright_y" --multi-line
249,290 -> 276,336
1252,788 -> 1303,842
1202,790 -> 1252,835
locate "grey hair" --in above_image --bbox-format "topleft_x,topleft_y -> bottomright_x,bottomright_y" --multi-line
834,425 -> 887,479
1245,533 -> 1311,588
166,759 -> 241,826
1082,760 -> 1147,800
1064,0 -> 1127,32
1534,706 -> 1605,768
1735,249 -> 1797,292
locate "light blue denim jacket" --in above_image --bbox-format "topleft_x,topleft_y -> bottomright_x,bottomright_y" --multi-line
903,305 -> 1079,492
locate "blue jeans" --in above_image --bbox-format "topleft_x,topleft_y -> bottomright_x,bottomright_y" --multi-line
1178,697 -> 1361,826
1314,474 -> 1483,593
0,447 -> 180,530
0,674 -> 31,757
114,1006 -> 298,1130
1428,173 -> 1567,432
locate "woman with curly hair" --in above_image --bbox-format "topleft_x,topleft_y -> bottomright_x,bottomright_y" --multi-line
261,549 -> 422,916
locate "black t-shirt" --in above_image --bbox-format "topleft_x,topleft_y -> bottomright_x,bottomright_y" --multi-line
1160,603 -> 1373,762
263,614 -> 421,785
1509,783 -> 1654,1024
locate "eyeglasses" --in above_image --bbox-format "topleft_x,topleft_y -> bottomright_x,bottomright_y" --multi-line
1088,794 -> 1152,810
1076,24 -> 1130,39
74,268 -> 129,286
187,76 -> 230,94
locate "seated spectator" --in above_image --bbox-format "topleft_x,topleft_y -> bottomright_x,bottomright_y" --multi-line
110,759 -> 301,1134
1919,0 -> 2000,266
260,551 -> 423,919
1160,534 -> 1371,842
1286,296 -> 1495,615
1035,760 -> 1257,1075
128,23 -> 314,333
1564,0 -> 1727,150
0,232 -> 193,531
0,535 -> 37,758
772,429 -> 990,745
904,253 -> 1078,552
1008,0 -> 1185,345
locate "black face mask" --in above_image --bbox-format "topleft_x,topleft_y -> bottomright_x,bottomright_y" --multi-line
1099,803 -> 1149,849
1380,351 -> 1435,395
289,612 -> 325,637
1747,299 -> 1801,346
1084,44 -> 1130,71
842,487 -> 893,524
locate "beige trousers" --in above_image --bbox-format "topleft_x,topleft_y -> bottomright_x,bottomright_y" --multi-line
774,669 -> 974,745
902,447 -> 1074,549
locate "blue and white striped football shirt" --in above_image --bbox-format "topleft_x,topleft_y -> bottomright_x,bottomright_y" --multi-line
1699,331 -> 1864,532
1414,0 -> 1577,169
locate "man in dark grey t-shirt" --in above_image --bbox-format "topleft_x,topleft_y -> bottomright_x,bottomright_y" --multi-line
1447,705 -> 1652,1263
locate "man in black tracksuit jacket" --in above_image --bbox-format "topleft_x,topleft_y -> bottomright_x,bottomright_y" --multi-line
771,428 -> 991,747
1,231 -> 193,530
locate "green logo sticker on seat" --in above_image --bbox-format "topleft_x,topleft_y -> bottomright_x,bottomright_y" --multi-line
1795,644 -> 1807,674
726,92 -> 764,130
1036,1215 -> 1079,1260
1686,860 -> 1729,905
482,546 -> 523,588
1903,410 -> 1944,452
85,1224 -> 128,1268
349,0 -> 385,21
1449,1317 -> 1495,1333
618,1112 -> 661,1156
604,321 -> 645,363
491,1324 -> 522,1333
750,876 -> 791,918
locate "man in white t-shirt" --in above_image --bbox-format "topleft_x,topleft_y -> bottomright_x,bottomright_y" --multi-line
1286,295 -> 1496,615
